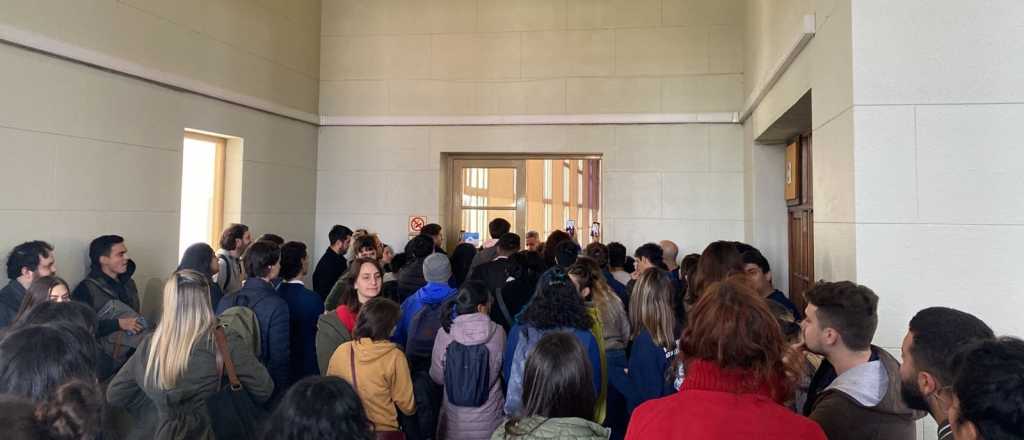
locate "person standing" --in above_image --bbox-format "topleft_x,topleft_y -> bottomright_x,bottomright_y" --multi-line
278,241 -> 325,381
215,224 -> 252,296
313,225 -> 353,301
1,240 -> 56,329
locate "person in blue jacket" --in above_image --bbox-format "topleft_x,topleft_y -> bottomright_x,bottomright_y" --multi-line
502,267 -> 602,417
277,241 -> 324,382
391,253 -> 457,351
609,268 -> 679,415
216,240 -> 291,407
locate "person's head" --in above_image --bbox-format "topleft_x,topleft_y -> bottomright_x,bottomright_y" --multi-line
338,258 -> 384,313
634,243 -> 666,273
947,337 -> 1024,440
554,240 -> 580,268
623,256 -> 636,273
802,281 -> 878,356
568,257 -> 620,322
354,235 -> 380,260
440,280 -> 491,333
146,270 -> 216,390
14,301 -> 97,336
242,240 -> 281,281
0,380 -> 103,440
682,276 -> 799,401
583,242 -> 609,269
525,231 -> 541,252
741,248 -> 773,295
488,218 -> 512,240
521,268 -> 593,331
689,241 -> 743,304
407,234 -> 435,260
901,307 -> 995,415
353,297 -> 401,341
496,233 -> 522,257
388,252 -> 408,275
449,243 -> 477,285
0,323 -> 97,401
219,223 -> 252,253
381,245 -> 395,264
13,276 -> 70,322
5,241 -> 55,285
514,332 -> 596,423
279,241 -> 309,281
681,253 -> 700,285
659,240 -> 679,269
542,230 -> 572,267
328,225 -> 354,253
767,300 -> 802,345
257,233 -> 285,246
505,251 -> 539,283
422,253 -> 452,284
420,224 -> 443,247
607,242 -> 627,269
629,268 -> 677,351
88,235 -> 128,276
263,375 -> 373,440
178,242 -> 217,278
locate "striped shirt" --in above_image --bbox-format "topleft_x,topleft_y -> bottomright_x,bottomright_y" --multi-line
938,421 -> 953,440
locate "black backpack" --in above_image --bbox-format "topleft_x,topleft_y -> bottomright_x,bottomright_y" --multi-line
443,340 -> 491,407
406,301 -> 444,360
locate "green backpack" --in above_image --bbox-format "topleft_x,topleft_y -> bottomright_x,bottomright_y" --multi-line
218,305 -> 261,359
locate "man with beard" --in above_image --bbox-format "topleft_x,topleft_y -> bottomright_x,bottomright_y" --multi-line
900,307 -> 994,440
800,281 -> 923,440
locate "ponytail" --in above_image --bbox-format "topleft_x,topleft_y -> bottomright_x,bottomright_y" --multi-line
440,281 -> 491,333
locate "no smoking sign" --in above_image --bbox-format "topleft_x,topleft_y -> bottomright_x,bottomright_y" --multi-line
408,216 -> 427,234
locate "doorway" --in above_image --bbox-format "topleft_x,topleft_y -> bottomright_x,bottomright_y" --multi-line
444,154 -> 602,251
787,134 -> 813,312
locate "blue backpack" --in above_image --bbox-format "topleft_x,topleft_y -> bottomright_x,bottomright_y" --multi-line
443,340 -> 491,407
406,301 -> 444,360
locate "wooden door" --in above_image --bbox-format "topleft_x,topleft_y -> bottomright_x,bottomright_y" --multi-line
787,134 -> 813,313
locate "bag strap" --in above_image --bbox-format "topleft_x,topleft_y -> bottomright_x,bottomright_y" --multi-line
213,326 -> 242,390
84,277 -> 119,303
349,345 -> 359,395
218,254 -> 232,289
494,287 -> 514,326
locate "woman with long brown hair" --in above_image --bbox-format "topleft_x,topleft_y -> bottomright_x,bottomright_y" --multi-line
317,257 -> 383,373
686,241 -> 744,305
625,276 -> 826,440
13,275 -> 71,322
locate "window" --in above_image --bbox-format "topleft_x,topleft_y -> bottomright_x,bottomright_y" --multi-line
179,132 -> 226,258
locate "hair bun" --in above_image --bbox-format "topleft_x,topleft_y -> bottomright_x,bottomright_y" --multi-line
35,380 -> 102,440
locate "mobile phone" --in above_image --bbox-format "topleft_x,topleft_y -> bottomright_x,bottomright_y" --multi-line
590,222 -> 600,237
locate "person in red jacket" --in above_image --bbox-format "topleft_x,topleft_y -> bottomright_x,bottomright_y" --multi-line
625,275 -> 826,440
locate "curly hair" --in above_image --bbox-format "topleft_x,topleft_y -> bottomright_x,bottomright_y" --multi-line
520,268 -> 593,331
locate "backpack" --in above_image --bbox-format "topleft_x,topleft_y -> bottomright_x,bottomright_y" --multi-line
443,340 -> 491,407
217,254 -> 233,291
405,301 -> 443,361
505,326 -> 561,416
217,295 -> 263,359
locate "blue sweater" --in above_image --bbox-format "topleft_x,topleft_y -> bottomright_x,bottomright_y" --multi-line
277,281 -> 324,381
502,324 -> 603,397
217,277 -> 291,402
608,329 -> 675,413
391,281 -> 456,347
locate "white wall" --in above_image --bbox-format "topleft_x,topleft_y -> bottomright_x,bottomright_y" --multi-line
850,0 -> 1024,348
0,42 -> 318,315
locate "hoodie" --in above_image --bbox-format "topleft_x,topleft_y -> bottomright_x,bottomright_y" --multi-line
805,346 -> 923,440
430,313 -> 507,440
326,338 -> 416,432
391,281 -> 457,348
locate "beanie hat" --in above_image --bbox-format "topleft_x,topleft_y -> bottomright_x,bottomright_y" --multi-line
423,253 -> 452,283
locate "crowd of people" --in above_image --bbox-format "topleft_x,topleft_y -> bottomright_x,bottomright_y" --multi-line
0,218 -> 1021,440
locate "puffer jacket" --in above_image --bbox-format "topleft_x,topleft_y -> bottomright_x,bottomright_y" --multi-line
491,416 -> 610,440
216,277 -> 291,405
430,313 -> 506,440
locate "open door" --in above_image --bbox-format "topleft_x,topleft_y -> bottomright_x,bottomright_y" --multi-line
448,159 -> 527,248
787,134 -> 814,312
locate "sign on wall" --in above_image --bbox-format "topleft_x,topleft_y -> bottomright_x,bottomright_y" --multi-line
408,215 -> 427,234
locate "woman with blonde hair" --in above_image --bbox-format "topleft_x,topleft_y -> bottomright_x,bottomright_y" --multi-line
608,268 -> 679,416
108,270 -> 273,439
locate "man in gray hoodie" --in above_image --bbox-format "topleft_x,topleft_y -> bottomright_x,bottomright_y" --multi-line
801,281 -> 923,440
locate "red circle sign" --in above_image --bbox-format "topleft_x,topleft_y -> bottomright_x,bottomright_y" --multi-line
409,216 -> 426,232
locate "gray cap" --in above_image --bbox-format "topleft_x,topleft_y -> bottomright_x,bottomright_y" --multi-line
422,253 -> 452,283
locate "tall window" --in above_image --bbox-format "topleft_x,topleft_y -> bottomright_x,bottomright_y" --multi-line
179,132 -> 226,258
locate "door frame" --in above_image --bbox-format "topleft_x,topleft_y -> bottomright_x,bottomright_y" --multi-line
441,153 -> 602,252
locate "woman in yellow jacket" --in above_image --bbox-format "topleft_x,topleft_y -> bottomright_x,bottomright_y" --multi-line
327,297 -> 416,434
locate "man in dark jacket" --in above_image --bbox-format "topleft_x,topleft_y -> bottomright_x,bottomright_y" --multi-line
469,218 -> 511,271
742,247 -> 802,320
277,241 -> 324,382
899,308 -> 994,440
312,225 -> 352,301
1,240 -> 56,329
801,281 -> 923,440
396,234 -> 435,302
72,235 -> 143,338
469,233 -> 520,293
217,240 -> 290,406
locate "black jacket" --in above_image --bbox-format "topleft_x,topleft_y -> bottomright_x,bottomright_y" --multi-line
469,257 -> 510,294
72,269 -> 141,337
0,280 -> 26,329
312,248 -> 347,302
396,258 -> 427,304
